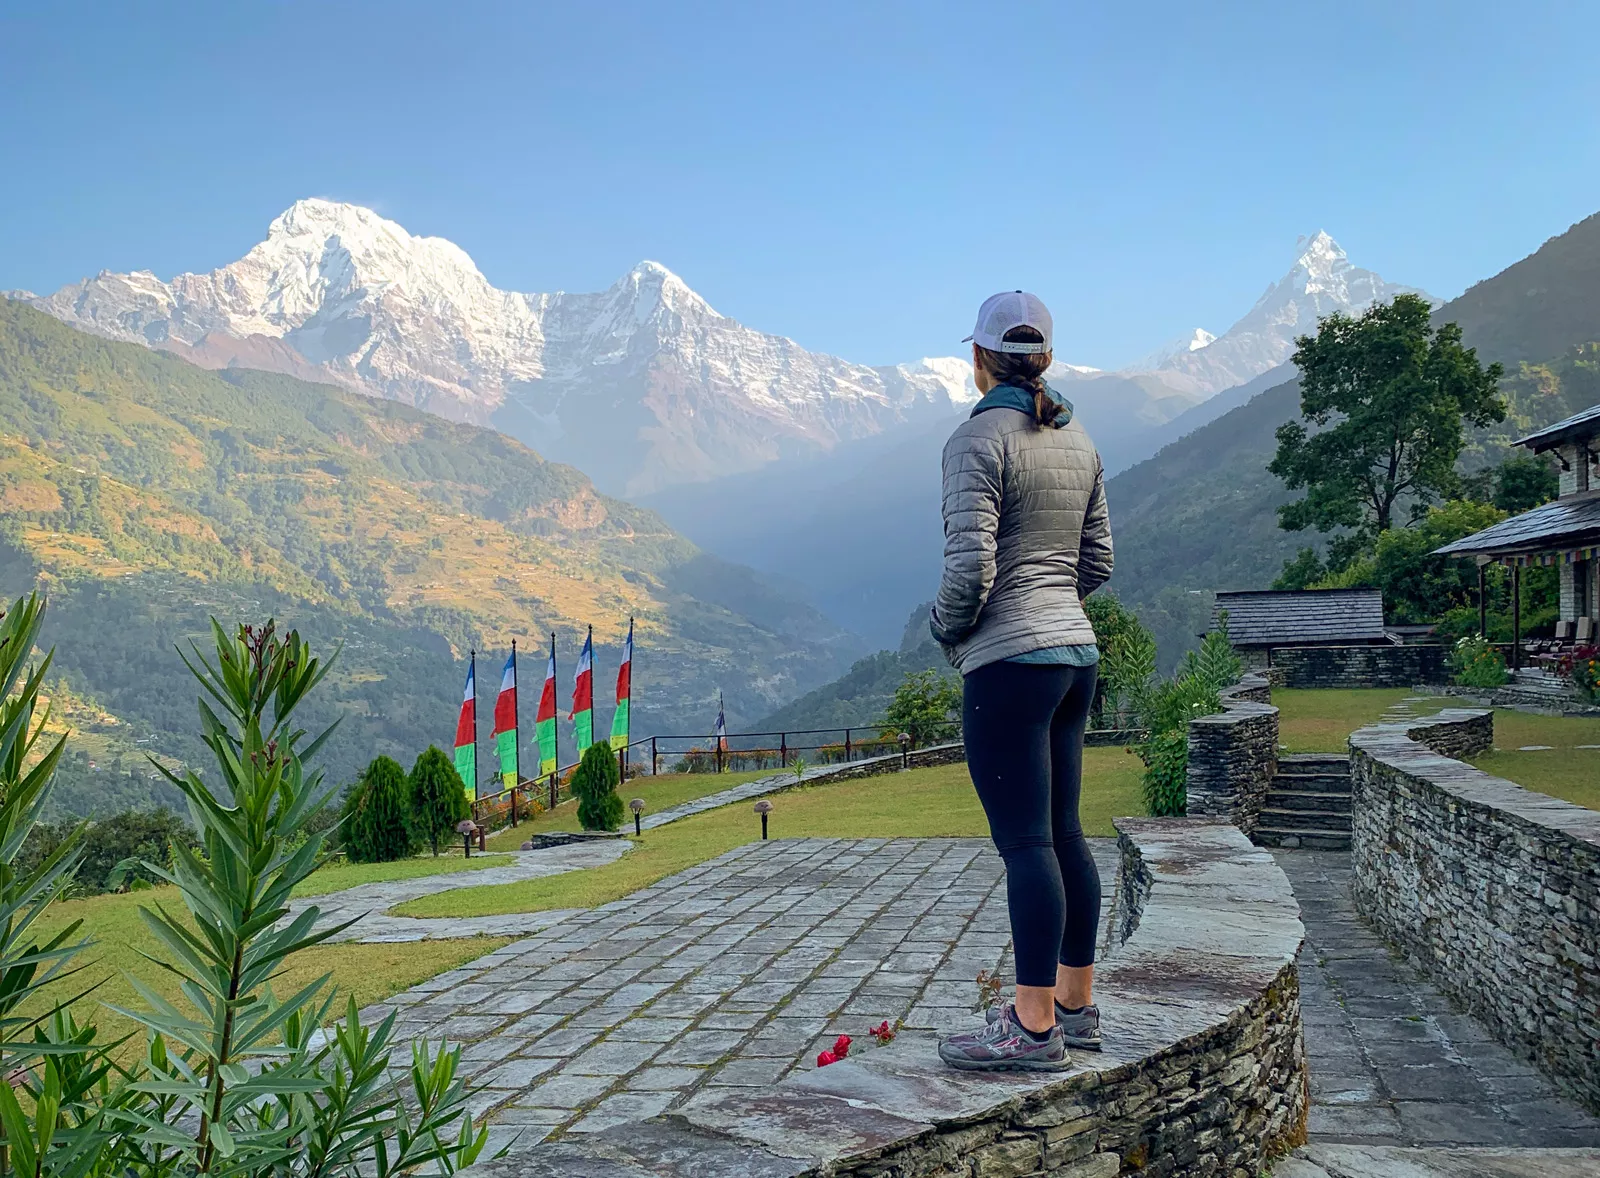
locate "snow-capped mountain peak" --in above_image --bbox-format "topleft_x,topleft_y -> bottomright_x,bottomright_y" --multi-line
1138,232 -> 1427,395
18,201 -> 974,495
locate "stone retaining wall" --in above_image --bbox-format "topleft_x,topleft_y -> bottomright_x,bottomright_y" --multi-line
468,820 -> 1307,1178
1350,709 -> 1600,1113
1269,644 -> 1450,688
1185,674 -> 1280,834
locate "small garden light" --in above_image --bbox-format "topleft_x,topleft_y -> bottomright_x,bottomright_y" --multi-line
629,797 -> 645,836
898,731 -> 912,770
754,798 -> 773,839
456,819 -> 478,859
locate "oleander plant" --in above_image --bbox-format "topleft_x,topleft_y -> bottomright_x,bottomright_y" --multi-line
0,594 -> 493,1177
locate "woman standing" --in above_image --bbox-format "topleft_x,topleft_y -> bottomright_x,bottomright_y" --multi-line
932,290 -> 1113,1072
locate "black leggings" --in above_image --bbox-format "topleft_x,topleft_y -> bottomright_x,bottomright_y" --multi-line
963,660 -> 1101,987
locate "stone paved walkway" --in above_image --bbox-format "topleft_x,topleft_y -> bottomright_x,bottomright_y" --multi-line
1277,849 -> 1600,1149
289,840 -> 632,943
362,836 -> 1119,1153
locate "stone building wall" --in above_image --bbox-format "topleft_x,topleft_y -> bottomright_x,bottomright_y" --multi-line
1350,709 -> 1600,1113
1268,644 -> 1450,688
469,821 -> 1308,1178
1185,673 -> 1279,833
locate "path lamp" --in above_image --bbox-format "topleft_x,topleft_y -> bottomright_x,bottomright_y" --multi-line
754,799 -> 773,840
457,819 -> 478,859
898,732 -> 912,771
630,797 -> 645,837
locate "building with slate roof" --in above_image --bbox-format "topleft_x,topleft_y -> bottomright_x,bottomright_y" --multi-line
1434,401 -> 1600,664
1213,588 -> 1392,666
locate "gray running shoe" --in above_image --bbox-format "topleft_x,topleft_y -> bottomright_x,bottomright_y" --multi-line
1056,1002 -> 1101,1051
985,1000 -> 1102,1051
938,1003 -> 1071,1071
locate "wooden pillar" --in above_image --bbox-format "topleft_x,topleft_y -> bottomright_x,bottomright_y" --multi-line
1512,563 -> 1522,673
1478,562 -> 1487,639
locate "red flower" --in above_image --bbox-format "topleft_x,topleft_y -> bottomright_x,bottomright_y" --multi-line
816,1050 -> 838,1067
869,1020 -> 896,1044
833,1034 -> 852,1058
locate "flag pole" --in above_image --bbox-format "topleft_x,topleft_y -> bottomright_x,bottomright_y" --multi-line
624,616 -> 633,773
470,649 -> 478,805
511,637 -> 520,823
549,631 -> 558,811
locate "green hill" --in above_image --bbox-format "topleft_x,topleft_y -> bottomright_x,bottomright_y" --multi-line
1104,209 -> 1600,666
0,300 -> 861,814
755,604 -> 947,732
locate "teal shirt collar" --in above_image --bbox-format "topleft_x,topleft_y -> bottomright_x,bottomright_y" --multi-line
969,382 -> 1074,427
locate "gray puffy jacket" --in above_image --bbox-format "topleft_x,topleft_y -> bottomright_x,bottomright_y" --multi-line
930,384 -> 1113,674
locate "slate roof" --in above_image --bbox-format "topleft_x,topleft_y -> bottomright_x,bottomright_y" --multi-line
1213,588 -> 1387,647
1433,491 -> 1600,557
1515,403 -> 1600,453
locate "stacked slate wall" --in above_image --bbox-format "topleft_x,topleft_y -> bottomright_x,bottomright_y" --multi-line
1269,644 -> 1449,688
1186,673 -> 1279,834
1350,709 -> 1600,1113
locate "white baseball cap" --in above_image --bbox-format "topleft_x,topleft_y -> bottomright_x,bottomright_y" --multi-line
963,290 -> 1053,354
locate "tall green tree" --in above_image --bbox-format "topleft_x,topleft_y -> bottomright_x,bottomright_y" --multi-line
1269,294 -> 1506,537
344,754 -> 417,863
571,742 -> 623,832
409,745 -> 468,856
882,669 -> 961,747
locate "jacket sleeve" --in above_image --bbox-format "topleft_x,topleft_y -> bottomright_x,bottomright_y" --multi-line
931,426 -> 1003,646
1077,456 -> 1114,598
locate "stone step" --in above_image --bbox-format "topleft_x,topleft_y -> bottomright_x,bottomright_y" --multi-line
1270,771 -> 1351,792
1252,826 -> 1351,851
1281,1145 -> 1600,1177
1265,788 -> 1352,814
1259,805 -> 1350,832
1277,753 -> 1350,772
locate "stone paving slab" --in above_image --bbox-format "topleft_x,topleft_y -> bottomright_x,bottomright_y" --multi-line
1277,849 -> 1600,1149
287,840 -> 632,943
358,836 -> 1120,1152
1278,1145 -> 1600,1177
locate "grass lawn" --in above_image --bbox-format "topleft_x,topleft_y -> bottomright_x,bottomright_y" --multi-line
31,886 -> 509,1062
398,749 -> 1144,920
483,770 -> 778,851
1470,710 -> 1600,812
292,852 -> 512,897
1274,688 -> 1446,752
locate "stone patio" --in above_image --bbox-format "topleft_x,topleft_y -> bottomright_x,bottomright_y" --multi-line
361,836 -> 1119,1151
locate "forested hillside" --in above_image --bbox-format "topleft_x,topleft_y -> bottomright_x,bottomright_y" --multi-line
0,300 -> 861,814
1105,210 -> 1600,666
756,604 -> 946,731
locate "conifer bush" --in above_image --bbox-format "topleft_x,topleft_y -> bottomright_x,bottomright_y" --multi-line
572,742 -> 624,832
410,744 -> 469,855
344,754 -> 418,863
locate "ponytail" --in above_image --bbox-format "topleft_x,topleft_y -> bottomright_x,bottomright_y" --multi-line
974,326 -> 1061,427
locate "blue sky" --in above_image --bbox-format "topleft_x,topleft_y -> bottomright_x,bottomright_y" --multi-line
3,1 -> 1597,369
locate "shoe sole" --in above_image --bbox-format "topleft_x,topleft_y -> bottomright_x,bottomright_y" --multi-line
937,1049 -> 1075,1072
1063,1036 -> 1102,1051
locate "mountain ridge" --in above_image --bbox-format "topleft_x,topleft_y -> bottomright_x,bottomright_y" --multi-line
0,298 -> 861,811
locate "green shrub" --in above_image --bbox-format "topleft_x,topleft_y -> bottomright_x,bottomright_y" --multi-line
20,807 -> 197,894
409,744 -> 469,855
1119,616 -> 1241,818
1140,729 -> 1190,817
343,754 -> 419,862
572,741 -> 624,832
1451,635 -> 1509,688
882,669 -> 961,747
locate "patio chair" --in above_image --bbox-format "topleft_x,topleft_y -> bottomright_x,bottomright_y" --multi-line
1578,617 -> 1595,645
